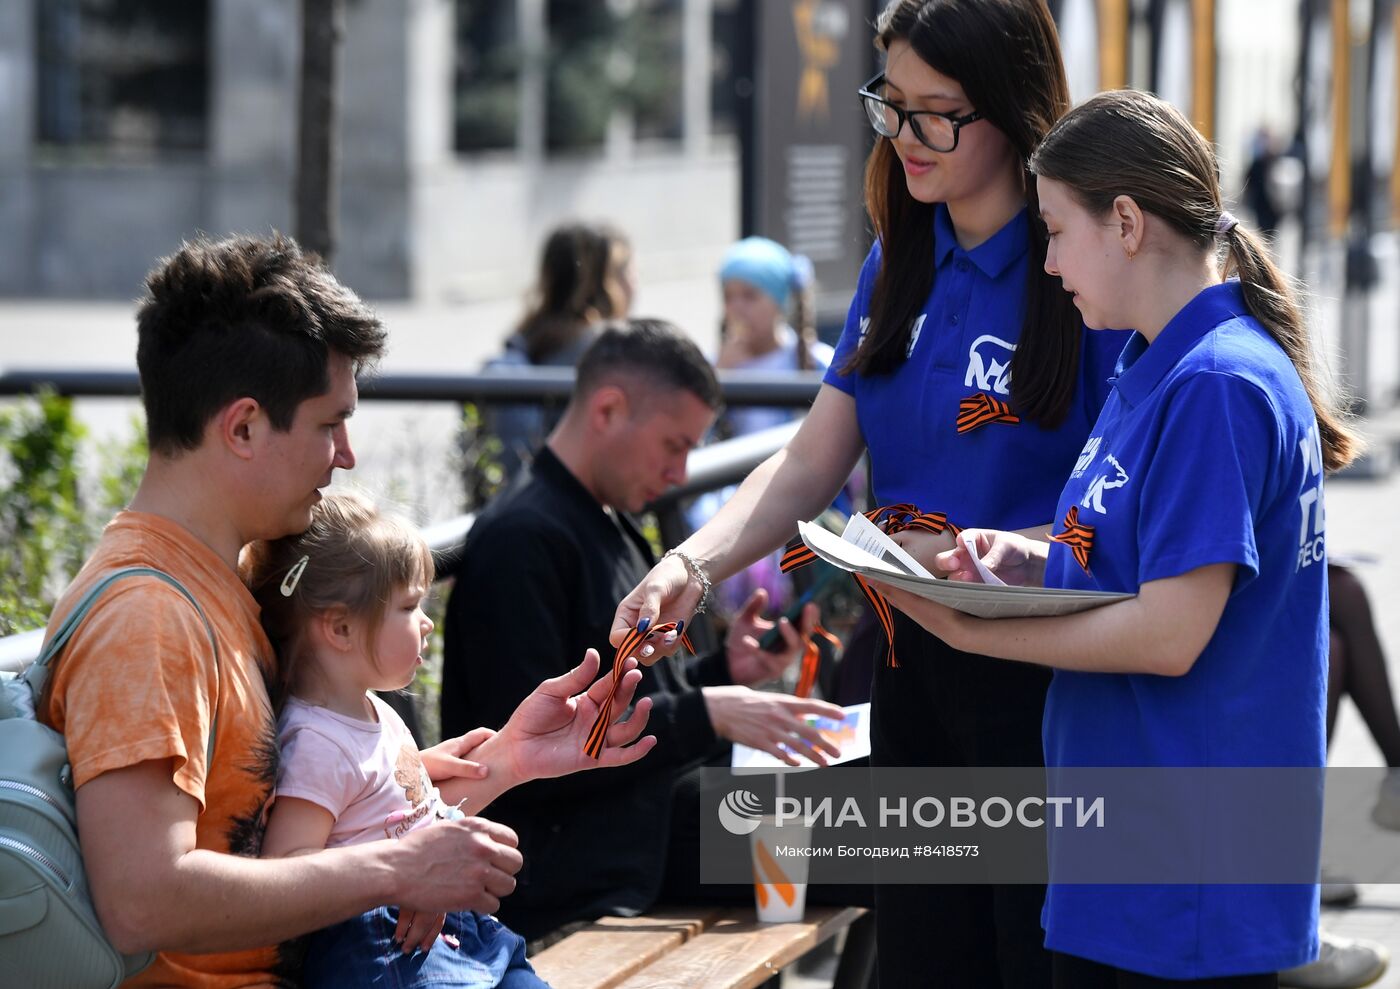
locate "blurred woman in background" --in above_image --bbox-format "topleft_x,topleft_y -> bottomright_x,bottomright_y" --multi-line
483,222 -> 636,480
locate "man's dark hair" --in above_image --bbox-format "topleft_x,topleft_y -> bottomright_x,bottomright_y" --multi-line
574,318 -> 722,411
135,233 -> 387,455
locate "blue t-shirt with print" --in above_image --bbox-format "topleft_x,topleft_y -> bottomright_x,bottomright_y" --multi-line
825,205 -> 1128,529
1040,282 -> 1326,978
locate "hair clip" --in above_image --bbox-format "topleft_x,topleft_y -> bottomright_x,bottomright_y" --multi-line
280,555 -> 310,597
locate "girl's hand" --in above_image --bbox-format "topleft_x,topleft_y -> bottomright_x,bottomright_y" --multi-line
394,908 -> 446,955
611,554 -> 704,664
888,528 -> 958,574
933,529 -> 1047,587
421,727 -> 495,784
497,649 -> 657,783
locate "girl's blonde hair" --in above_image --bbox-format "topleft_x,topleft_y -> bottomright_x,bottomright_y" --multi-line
243,490 -> 434,704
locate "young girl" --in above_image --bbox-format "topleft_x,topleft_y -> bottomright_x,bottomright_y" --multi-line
715,236 -> 832,437
696,236 -> 838,618
874,89 -> 1360,986
615,1 -> 1125,983
246,491 -> 655,988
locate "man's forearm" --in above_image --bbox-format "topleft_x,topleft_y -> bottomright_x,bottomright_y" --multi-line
108,840 -> 398,955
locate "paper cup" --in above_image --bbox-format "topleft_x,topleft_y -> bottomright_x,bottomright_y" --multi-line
750,816 -> 810,923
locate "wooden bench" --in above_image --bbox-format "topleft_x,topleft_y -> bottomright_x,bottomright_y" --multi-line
530,905 -> 875,989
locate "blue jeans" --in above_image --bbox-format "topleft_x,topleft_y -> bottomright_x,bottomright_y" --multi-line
302,906 -> 549,988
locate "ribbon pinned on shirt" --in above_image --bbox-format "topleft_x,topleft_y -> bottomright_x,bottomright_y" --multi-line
957,393 -> 1021,433
584,622 -> 692,759
1049,505 -> 1095,575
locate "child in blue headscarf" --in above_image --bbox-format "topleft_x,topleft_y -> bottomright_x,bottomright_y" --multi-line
715,237 -> 833,437
693,237 -> 856,623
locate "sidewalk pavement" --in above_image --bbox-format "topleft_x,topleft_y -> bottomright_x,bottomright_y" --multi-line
1315,439 -> 1400,989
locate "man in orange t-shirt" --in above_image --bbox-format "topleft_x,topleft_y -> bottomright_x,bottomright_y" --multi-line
41,235 -> 526,988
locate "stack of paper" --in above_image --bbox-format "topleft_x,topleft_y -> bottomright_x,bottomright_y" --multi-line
797,515 -> 1132,620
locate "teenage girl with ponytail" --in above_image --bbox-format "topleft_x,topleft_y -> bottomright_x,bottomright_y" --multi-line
876,88 -> 1360,987
614,2 -> 1128,984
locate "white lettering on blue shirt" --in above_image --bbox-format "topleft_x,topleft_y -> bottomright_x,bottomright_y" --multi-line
1081,454 -> 1130,515
1296,425 -> 1326,570
965,334 -> 1016,395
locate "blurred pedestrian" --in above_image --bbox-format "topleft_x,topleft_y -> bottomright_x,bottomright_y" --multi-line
1245,127 -> 1283,241
482,222 -> 636,480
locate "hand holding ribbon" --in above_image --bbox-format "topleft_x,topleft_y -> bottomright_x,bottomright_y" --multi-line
485,648 -> 657,771
584,623 -> 691,759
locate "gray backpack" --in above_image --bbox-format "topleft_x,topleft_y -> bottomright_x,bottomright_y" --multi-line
0,567 -> 218,989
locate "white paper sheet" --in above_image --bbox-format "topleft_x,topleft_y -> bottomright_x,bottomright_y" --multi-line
731,703 -> 872,771
797,519 -> 1133,619
840,512 -> 934,578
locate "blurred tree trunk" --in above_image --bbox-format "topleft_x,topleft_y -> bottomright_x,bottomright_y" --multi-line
296,0 -> 344,264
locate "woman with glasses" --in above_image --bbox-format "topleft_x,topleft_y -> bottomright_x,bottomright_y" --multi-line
613,2 -> 1125,984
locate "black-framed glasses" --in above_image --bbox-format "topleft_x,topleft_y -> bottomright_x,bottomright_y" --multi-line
857,73 -> 984,153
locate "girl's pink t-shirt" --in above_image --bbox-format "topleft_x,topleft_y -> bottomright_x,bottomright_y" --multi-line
275,693 -> 441,847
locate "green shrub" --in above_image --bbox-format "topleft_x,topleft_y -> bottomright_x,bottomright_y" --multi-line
0,393 -> 146,636
0,392 -> 89,635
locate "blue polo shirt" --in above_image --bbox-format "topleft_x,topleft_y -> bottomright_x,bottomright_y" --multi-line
825,205 -> 1128,529
1040,282 -> 1325,977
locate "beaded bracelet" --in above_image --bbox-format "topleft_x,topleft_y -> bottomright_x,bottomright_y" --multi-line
662,548 -> 712,615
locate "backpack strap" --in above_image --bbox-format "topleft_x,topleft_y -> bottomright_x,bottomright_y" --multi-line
25,566 -> 222,765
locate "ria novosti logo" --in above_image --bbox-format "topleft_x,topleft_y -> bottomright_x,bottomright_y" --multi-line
717,789 -> 764,835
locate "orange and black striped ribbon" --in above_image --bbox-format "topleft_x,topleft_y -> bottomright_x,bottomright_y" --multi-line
780,504 -> 959,669
956,393 -> 1021,433
584,622 -> 692,759
1049,505 -> 1095,575
794,624 -> 843,699
852,573 -> 900,667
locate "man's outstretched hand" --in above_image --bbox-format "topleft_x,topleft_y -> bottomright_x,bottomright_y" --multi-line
496,649 -> 657,783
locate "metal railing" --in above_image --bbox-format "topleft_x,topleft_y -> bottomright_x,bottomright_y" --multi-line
0,366 -> 827,407
0,416 -> 802,673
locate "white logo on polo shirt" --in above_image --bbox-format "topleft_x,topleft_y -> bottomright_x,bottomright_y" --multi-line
1296,425 -> 1326,570
857,316 -> 870,344
1081,454 -> 1130,515
965,335 -> 1015,395
1071,436 -> 1102,478
907,315 -> 927,357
